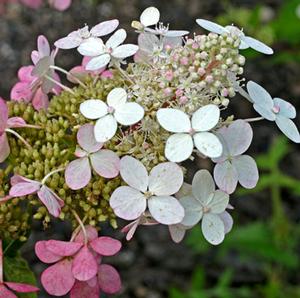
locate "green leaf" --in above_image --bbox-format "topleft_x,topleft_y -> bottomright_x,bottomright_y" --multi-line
3,253 -> 38,298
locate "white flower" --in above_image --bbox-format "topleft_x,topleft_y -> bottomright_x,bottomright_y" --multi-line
196,19 -> 274,55
157,105 -> 223,162
247,81 -> 300,143
179,169 -> 230,245
132,7 -> 189,37
110,156 -> 185,225
77,29 -> 139,70
80,88 -> 144,142
54,20 -> 119,49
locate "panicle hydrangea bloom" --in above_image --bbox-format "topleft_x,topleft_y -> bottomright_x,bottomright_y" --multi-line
0,6 -> 299,297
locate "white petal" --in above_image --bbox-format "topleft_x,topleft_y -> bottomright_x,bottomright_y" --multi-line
179,196 -> 203,226
193,132 -> 223,158
85,54 -> 111,71
77,38 -> 104,57
90,19 -> 119,37
164,30 -> 189,37
110,186 -> 146,220
148,196 -> 184,225
107,88 -> 127,109
165,133 -> 194,162
232,155 -> 259,189
196,19 -> 226,35
94,115 -> 118,142
80,99 -> 108,120
207,190 -> 229,214
213,161 -> 238,194
157,108 -> 191,133
114,102 -> 144,125
201,213 -> 225,245
254,103 -> 276,121
192,169 -> 215,204
148,162 -> 183,196
275,116 -> 300,143
192,104 -> 220,132
239,39 -> 250,50
112,44 -> 139,59
242,36 -> 274,55
138,33 -> 159,52
106,29 -> 126,49
120,156 -> 148,192
54,36 -> 82,49
273,98 -> 296,119
140,7 -> 160,27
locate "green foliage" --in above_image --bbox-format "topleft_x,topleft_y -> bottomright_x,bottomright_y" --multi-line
3,253 -> 37,298
172,136 -> 300,297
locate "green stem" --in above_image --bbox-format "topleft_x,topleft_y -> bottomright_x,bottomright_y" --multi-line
41,168 -> 65,185
5,129 -> 31,149
45,75 -> 75,95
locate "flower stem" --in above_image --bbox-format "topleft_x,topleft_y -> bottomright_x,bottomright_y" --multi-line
114,64 -> 134,85
5,128 -> 31,148
0,240 -> 3,283
45,75 -> 76,95
72,210 -> 88,245
41,168 -> 65,185
70,215 -> 88,242
50,65 -> 87,88
243,117 -> 264,122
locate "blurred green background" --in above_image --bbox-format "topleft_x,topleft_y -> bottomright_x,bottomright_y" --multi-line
1,0 -> 300,297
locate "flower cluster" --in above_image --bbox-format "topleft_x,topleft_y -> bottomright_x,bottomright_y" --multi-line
0,6 -> 299,297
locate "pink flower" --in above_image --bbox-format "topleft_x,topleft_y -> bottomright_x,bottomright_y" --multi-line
0,98 -> 36,162
68,57 -> 113,83
9,175 -> 64,217
0,240 -> 39,296
35,226 -> 122,297
11,36 -> 61,111
65,124 -> 120,190
19,0 -> 72,11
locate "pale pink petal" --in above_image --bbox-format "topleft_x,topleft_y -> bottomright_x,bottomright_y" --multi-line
75,147 -> 87,158
213,161 -> 238,194
37,35 -> 50,58
35,240 -> 62,263
10,82 -> 33,102
110,186 -> 146,220
41,259 -> 75,296
0,133 -> 10,163
90,149 -> 120,178
10,175 -> 36,185
45,240 -> 82,257
70,280 -> 100,298
6,117 -> 26,128
120,156 -> 148,192
0,99 -> 8,131
179,195 -> 202,226
5,282 -> 39,293
273,98 -> 296,119
148,195 -> 184,225
74,225 -> 98,243
85,54 -> 111,71
0,196 -> 13,204
65,157 -> 92,190
101,70 -> 113,79
192,169 -> 215,204
208,190 -> 229,214
201,213 -> 225,245
98,264 -> 121,294
9,182 -> 40,197
77,124 -> 103,153
169,224 -> 187,243
72,246 -> 98,281
17,65 -> 35,82
148,162 -> 183,196
37,185 -> 63,217
20,0 -> 42,9
219,211 -> 233,234
77,38 -> 105,57
32,88 -> 49,111
90,19 -> 119,37
90,237 -> 122,256
218,120 -> 253,156
121,220 -> 140,241
54,36 -> 82,50
0,284 -> 17,298
232,155 -> 259,189
51,0 -> 72,11
31,50 -> 40,65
